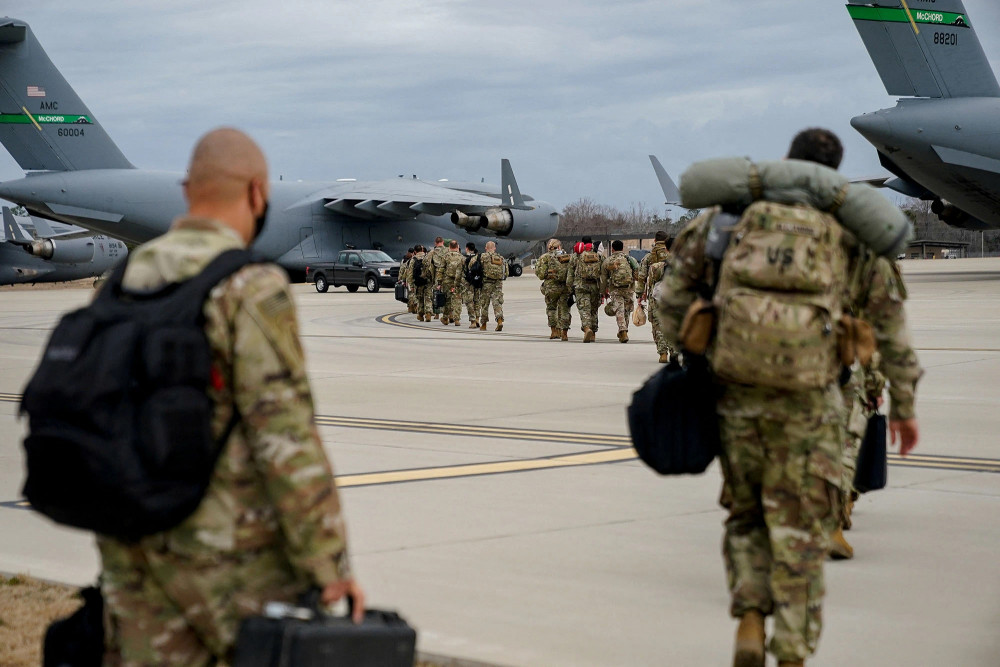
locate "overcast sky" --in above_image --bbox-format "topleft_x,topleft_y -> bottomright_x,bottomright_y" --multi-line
2,0 -> 999,214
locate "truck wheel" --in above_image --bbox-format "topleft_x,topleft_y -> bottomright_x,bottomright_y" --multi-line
347,285 -> 360,293
511,263 -> 523,277
366,275 -> 380,293
315,274 -> 329,293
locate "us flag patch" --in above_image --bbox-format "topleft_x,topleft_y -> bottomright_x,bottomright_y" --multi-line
27,85 -> 45,97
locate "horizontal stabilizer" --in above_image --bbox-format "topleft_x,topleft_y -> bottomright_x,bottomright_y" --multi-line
2,206 -> 31,244
847,0 -> 1000,98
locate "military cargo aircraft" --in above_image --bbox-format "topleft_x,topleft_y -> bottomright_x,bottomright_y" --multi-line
847,0 -> 1000,230
0,19 -> 559,279
0,206 -> 126,285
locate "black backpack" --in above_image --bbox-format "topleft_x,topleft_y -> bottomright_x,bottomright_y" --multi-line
412,258 -> 428,287
20,249 -> 254,540
464,254 -> 484,289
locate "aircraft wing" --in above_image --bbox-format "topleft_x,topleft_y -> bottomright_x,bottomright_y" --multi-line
312,159 -> 531,220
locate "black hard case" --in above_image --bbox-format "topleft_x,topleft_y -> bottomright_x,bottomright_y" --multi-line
395,282 -> 408,303
233,607 -> 416,667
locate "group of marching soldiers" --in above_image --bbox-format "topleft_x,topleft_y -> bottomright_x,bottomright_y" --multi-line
396,231 -> 676,361
398,236 -> 508,330
534,231 -> 674,362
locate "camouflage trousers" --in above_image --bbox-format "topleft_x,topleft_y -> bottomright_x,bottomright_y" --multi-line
98,537 -> 305,666
442,282 -> 462,322
541,280 -> 571,329
479,279 -> 504,323
573,282 -> 600,332
648,306 -> 674,356
717,384 -> 844,662
413,285 -> 429,316
606,287 -> 633,332
407,283 -> 419,312
463,284 -> 481,323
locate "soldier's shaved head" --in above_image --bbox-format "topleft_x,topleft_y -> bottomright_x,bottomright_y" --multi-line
485,241 -> 497,252
185,127 -> 268,203
182,127 -> 270,244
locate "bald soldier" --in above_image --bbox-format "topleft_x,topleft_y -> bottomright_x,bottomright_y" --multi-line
97,128 -> 364,665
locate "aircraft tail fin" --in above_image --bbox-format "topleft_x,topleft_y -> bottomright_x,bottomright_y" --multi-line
500,159 -> 528,209
2,206 -> 32,245
847,0 -> 1000,98
0,19 -> 133,170
648,155 -> 681,205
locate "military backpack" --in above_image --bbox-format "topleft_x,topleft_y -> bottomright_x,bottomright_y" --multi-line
576,251 -> 602,281
608,254 -> 633,288
464,254 -> 484,288
648,260 -> 667,286
710,201 -> 846,390
20,249 -> 255,540
483,253 -> 505,280
412,257 -> 429,286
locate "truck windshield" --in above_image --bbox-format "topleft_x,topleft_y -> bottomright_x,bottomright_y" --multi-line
361,251 -> 394,263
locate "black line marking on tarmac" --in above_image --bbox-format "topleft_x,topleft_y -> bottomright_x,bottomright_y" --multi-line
2,396 -> 998,475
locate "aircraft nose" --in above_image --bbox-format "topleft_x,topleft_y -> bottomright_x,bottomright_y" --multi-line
850,112 -> 892,143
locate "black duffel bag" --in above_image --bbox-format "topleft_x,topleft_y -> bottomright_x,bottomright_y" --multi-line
854,413 -> 888,493
234,593 -> 416,667
627,356 -> 720,475
44,586 -> 104,667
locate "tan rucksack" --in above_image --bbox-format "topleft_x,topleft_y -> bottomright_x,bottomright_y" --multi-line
608,254 -> 633,288
576,251 -> 602,280
710,201 -> 847,390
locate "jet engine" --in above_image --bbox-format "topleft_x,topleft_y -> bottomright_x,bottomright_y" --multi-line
451,208 -> 514,236
27,238 -> 95,264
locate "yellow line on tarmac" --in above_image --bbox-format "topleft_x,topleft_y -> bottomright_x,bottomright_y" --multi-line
336,448 -> 638,488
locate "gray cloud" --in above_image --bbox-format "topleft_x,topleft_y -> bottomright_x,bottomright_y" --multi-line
2,0 -> 999,212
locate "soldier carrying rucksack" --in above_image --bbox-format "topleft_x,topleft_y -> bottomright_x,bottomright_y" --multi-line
651,128 -> 921,667
636,230 -> 675,362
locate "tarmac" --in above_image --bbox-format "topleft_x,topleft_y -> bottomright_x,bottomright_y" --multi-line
0,257 -> 998,666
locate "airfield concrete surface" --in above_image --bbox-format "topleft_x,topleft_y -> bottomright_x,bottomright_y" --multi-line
1,258 -> 998,666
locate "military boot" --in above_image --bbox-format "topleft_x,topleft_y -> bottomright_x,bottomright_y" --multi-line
733,609 -> 765,667
560,329 -> 569,341
495,318 -> 503,332
583,327 -> 595,343
469,320 -> 478,328
454,319 -> 461,326
441,316 -> 450,325
618,330 -> 629,343
829,527 -> 854,560
550,327 -> 559,339
658,352 -> 669,363
417,313 -> 425,322
479,321 -> 488,331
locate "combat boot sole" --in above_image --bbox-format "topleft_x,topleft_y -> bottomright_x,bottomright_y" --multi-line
583,328 -> 595,343
479,322 -> 488,331
560,329 -> 569,341
549,327 -> 559,339
495,319 -> 503,332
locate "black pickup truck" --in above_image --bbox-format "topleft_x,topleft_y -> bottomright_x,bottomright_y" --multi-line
306,249 -> 400,293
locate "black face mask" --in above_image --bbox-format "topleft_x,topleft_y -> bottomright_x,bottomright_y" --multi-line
252,201 -> 270,242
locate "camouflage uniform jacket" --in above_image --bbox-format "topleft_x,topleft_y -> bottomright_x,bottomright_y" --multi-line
427,245 -> 449,285
443,250 -> 465,286
99,217 -> 352,657
398,257 -> 411,284
636,241 -> 670,297
652,208 -> 922,419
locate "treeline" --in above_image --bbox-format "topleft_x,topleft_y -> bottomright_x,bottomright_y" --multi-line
901,200 -> 1000,256
556,198 -> 696,238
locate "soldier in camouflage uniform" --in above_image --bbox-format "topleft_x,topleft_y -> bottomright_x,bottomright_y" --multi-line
409,245 -> 432,321
534,238 -> 572,340
400,247 -> 417,313
97,129 -> 363,665
441,240 -> 465,325
829,249 -> 914,560
652,129 -> 920,667
601,240 -> 636,343
565,236 -> 602,343
461,242 -> 482,328
426,236 -> 449,319
478,240 -> 508,331
636,230 -> 675,362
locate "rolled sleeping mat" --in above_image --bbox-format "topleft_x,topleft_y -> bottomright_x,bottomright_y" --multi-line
679,157 -> 913,257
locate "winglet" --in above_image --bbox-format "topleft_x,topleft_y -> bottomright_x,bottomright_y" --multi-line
501,159 -> 529,209
2,206 -> 31,245
649,155 -> 681,205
